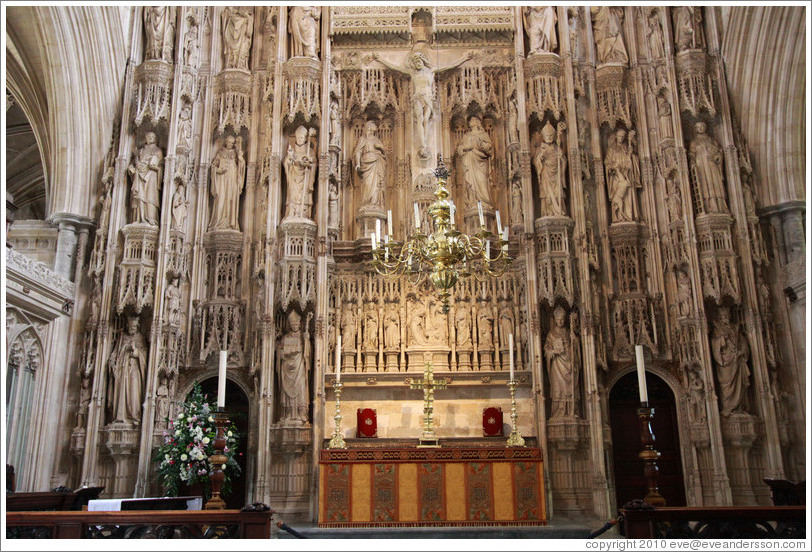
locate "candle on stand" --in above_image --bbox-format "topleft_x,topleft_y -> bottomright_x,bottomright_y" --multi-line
509,333 -> 515,381
450,202 -> 456,227
376,218 -> 382,242
477,202 -> 485,227
370,232 -> 377,250
414,203 -> 421,229
485,240 -> 490,258
217,350 -> 227,408
336,335 -> 342,382
635,345 -> 648,404
502,227 -> 509,251
496,210 -> 503,235
387,210 -> 393,236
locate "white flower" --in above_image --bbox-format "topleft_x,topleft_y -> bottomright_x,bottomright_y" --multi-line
174,430 -> 181,436
164,454 -> 170,461
177,413 -> 184,420
221,464 -> 227,470
180,453 -> 188,461
202,437 -> 210,445
227,431 -> 233,437
208,416 -> 214,422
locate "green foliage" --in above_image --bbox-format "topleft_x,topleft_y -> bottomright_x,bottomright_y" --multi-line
153,382 -> 240,499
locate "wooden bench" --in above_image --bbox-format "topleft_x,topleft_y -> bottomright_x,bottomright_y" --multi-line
6,509 -> 273,539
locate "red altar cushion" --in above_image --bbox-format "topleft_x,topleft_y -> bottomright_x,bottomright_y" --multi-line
357,408 -> 377,438
482,407 -> 503,436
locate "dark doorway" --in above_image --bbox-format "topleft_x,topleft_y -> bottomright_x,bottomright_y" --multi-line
609,371 -> 686,512
197,378 -> 249,509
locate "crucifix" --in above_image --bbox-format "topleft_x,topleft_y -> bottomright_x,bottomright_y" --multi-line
409,362 -> 448,448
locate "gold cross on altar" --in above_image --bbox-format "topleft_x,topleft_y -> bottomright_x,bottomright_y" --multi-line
409,363 -> 448,447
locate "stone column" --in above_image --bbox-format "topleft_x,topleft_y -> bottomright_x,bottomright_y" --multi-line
50,214 -> 79,279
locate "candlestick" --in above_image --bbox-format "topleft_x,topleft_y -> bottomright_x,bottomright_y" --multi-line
496,210 -> 503,235
509,333 -> 515,381
376,218 -> 382,242
414,202 -> 421,229
205,409 -> 229,510
217,351 -> 227,408
370,232 -> 377,250
336,335 -> 342,382
387,210 -> 393,236
328,381 -> 347,449
635,345 -> 648,404
506,378 -> 525,447
477,201 -> 485,227
637,406 -> 666,506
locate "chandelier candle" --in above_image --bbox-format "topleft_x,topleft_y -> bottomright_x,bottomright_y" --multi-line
414,202 -> 420,229
387,210 -> 393,236
217,350 -> 227,408
477,201 -> 485,227
635,345 -> 648,404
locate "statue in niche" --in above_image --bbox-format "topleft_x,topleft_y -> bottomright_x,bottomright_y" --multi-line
178,102 -> 193,149
657,94 -> 673,139
283,126 -> 317,221
88,283 -> 101,327
673,7 -> 704,52
687,367 -> 705,421
455,303 -> 471,347
171,182 -> 188,231
384,309 -> 400,350
689,122 -> 727,214
183,24 -> 200,66
711,308 -> 750,416
288,6 -> 321,59
677,270 -> 692,317
508,93 -> 519,145
209,135 -> 246,231
477,307 -> 494,349
544,306 -> 578,418
590,7 -> 628,65
128,131 -> 163,225
511,178 -> 523,227
407,299 -> 428,347
523,6 -> 558,55
255,277 -> 265,321
77,375 -> 91,429
354,121 -> 387,210
533,121 -> 568,217
457,116 -> 494,208
329,98 -> 341,148
498,302 -> 514,349
97,182 -> 112,232
341,307 -> 357,350
427,299 -> 448,345
604,128 -> 641,223
373,50 -> 471,160
646,10 -> 665,60
364,305 -> 379,350
278,310 -> 311,424
568,7 -> 582,59
222,7 -> 254,70
328,179 -> 339,228
144,6 -> 175,62
107,316 -> 148,424
155,377 -> 170,422
165,277 -> 182,326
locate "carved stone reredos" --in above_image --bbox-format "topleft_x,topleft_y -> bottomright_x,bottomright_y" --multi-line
133,60 -> 174,130
283,57 -> 322,124
213,69 -> 252,135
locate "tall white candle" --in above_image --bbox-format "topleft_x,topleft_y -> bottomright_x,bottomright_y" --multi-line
502,227 -> 509,250
414,203 -> 421,229
376,218 -> 382,241
217,350 -> 227,408
485,240 -> 490,258
495,210 -> 503,235
450,202 -> 456,227
509,333 -> 515,381
477,202 -> 485,227
387,210 -> 393,236
370,232 -> 377,249
336,335 -> 342,382
635,345 -> 648,404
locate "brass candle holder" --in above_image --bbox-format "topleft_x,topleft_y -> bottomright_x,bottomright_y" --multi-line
506,379 -> 525,447
328,381 -> 347,449
637,404 -> 666,507
205,409 -> 229,510
410,363 -> 447,447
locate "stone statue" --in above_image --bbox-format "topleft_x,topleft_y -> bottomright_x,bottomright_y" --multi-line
523,6 -> 558,55
171,182 -> 188,231
384,309 -> 400,350
677,270 -> 692,317
657,94 -> 673,138
604,128 -> 640,223
88,284 -> 101,327
178,102 -> 193,149
590,7 -> 628,65
711,308 -> 750,416
97,183 -> 112,232
498,302 -> 514,349
76,376 -> 91,429
222,7 -> 254,70
687,367 -> 706,422
289,6 -> 321,59
455,303 -> 471,347
165,277 -> 182,326
283,126 -> 317,220
568,7 -> 582,59
328,179 -> 339,228
209,135 -> 246,231
364,306 -> 379,349
128,131 -> 163,225
689,122 -> 727,213
354,121 -> 387,210
673,7 -> 704,52
107,316 -> 148,424
544,306 -> 577,418
427,300 -> 448,345
155,377 -> 170,422
507,93 -> 519,144
477,308 -> 493,349
373,50 -> 471,160
646,10 -> 665,59
183,24 -> 200,66
408,299 -> 428,347
144,6 -> 175,62
456,116 -> 494,208
533,121 -> 568,217
278,310 -> 311,424
341,307 -> 357,350
329,98 -> 341,148
511,178 -> 523,227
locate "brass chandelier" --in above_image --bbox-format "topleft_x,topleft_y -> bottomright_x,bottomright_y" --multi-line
370,161 -> 512,313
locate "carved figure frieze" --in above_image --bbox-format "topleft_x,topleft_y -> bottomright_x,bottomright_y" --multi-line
289,6 -> 321,60
128,132 -> 163,226
209,135 -> 246,231
144,6 -> 176,63
222,7 -> 254,70
107,316 -> 148,424
590,7 -> 628,65
524,7 -> 558,55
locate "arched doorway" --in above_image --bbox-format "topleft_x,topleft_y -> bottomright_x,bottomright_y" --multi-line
609,371 -> 686,512
197,378 -> 249,509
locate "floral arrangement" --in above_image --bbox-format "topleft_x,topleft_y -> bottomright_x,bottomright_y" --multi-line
153,382 -> 240,499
